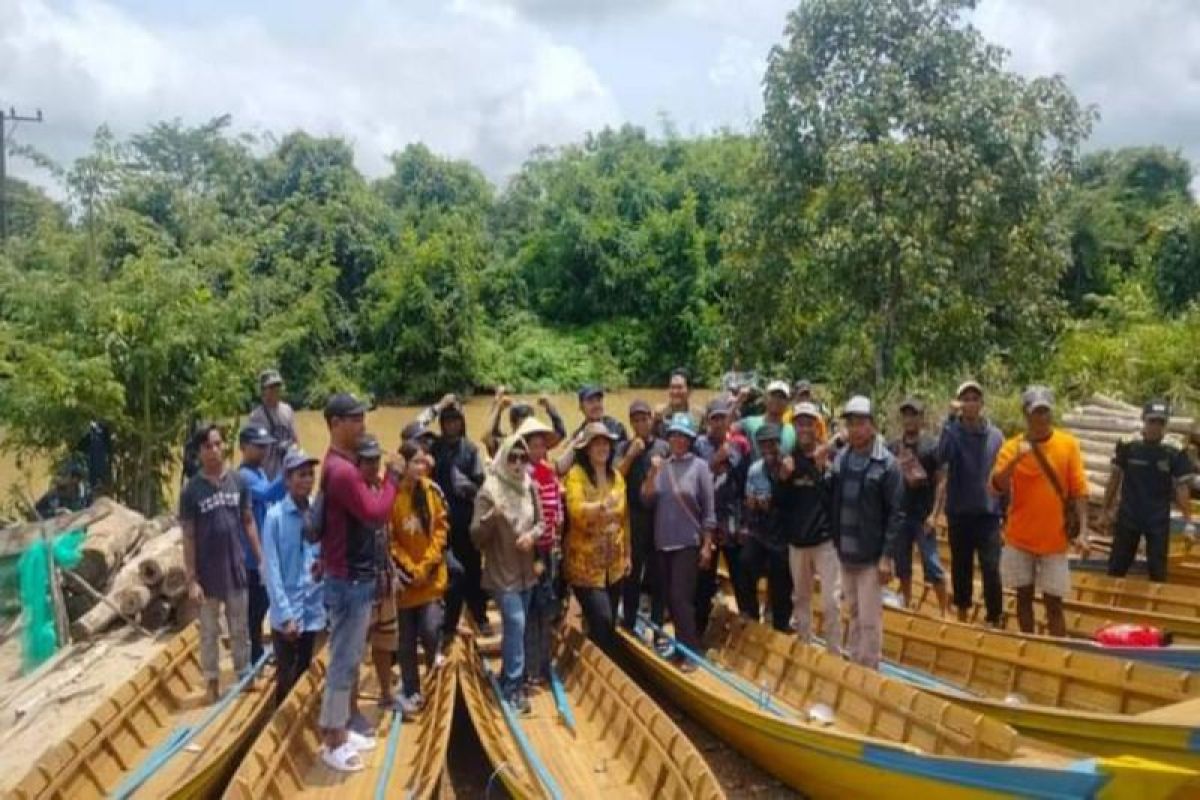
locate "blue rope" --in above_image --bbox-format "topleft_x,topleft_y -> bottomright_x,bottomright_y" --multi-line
479,655 -> 565,800
373,708 -> 404,800
548,665 -> 576,734
110,649 -> 270,800
635,615 -> 799,720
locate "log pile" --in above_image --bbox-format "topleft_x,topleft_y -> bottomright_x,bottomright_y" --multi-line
1061,393 -> 1195,515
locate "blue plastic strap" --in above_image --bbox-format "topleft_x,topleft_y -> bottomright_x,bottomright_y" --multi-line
479,654 -> 565,800
374,709 -> 404,800
635,615 -> 799,720
110,649 -> 271,800
548,665 -> 576,734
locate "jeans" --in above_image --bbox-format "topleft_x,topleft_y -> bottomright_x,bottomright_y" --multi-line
788,540 -> 840,651
445,527 -> 487,633
621,523 -> 664,630
658,547 -> 700,652
399,602 -> 444,697
736,537 -> 794,632
246,569 -> 270,665
1108,523 -> 1169,582
200,589 -> 250,681
947,514 -> 1003,623
273,629 -> 316,708
893,520 -> 946,583
573,583 -> 622,653
494,589 -> 531,697
319,577 -> 375,730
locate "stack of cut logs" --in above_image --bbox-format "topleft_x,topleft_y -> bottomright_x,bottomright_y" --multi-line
63,499 -> 193,639
1061,394 -> 1194,509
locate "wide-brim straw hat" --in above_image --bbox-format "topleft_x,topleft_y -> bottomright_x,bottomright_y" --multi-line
573,421 -> 618,450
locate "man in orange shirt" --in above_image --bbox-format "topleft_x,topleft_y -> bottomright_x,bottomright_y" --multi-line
990,386 -> 1090,636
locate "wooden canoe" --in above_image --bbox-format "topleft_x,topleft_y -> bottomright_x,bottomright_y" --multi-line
10,623 -> 274,800
223,640 -> 457,799
621,605 -> 1193,799
904,583 -> 1200,671
1068,571 -> 1200,618
459,625 -> 724,799
869,606 -> 1200,774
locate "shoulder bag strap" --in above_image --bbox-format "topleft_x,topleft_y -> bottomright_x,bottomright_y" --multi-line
664,459 -> 704,532
1028,439 -> 1068,504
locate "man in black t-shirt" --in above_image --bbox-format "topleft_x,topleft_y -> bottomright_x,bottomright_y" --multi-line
888,398 -> 949,614
180,424 -> 263,704
1103,400 -> 1196,582
617,399 -> 670,631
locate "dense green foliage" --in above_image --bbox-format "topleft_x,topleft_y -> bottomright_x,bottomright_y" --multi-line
2,0 -> 1200,510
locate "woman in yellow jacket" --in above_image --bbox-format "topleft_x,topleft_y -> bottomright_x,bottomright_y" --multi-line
390,441 -> 449,717
564,422 -> 630,651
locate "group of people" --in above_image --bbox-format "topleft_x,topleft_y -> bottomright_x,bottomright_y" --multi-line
178,368 -> 1197,773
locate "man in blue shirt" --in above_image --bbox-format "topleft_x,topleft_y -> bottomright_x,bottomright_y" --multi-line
238,426 -> 287,664
261,449 -> 325,707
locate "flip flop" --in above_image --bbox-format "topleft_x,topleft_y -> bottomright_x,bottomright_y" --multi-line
321,743 -> 365,773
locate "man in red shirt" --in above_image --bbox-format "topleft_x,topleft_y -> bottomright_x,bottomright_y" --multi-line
317,393 -> 402,773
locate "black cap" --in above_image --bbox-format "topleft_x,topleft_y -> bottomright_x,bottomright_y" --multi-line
755,422 -> 782,443
239,426 -> 276,446
578,385 -> 604,402
899,397 -> 924,414
629,399 -> 653,417
324,392 -> 367,420
1143,399 -> 1170,421
357,433 -> 383,459
439,401 -> 465,420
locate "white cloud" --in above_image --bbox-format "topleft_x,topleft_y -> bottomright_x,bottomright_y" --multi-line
0,0 -> 621,187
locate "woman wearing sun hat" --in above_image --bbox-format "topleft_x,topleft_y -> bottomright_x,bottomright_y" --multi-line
564,421 -> 630,651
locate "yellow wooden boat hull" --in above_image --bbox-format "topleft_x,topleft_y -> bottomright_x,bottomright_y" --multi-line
223,641 -> 457,799
1069,572 -> 1200,619
620,610 -> 1195,800
11,624 -> 274,800
459,626 -> 724,799
876,608 -> 1200,776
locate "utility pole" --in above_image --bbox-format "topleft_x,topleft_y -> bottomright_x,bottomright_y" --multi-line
0,106 -> 44,243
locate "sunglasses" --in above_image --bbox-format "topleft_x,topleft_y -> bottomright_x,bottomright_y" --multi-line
507,452 -> 529,464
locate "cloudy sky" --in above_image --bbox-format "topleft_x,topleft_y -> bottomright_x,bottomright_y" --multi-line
3,0 -> 1200,189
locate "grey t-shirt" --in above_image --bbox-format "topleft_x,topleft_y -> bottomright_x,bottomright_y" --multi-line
180,471 -> 250,599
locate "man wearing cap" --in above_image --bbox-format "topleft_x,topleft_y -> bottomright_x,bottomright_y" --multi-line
237,426 -> 288,665
790,381 -> 830,443
737,422 -> 796,632
556,385 -> 629,475
990,386 -> 1089,637
887,398 -> 949,614
617,399 -> 670,632
737,380 -> 797,459
180,424 -> 264,704
261,448 -> 324,707
783,402 -> 840,651
692,397 -> 749,628
415,394 -> 489,637
935,380 -> 1005,625
317,393 -> 402,770
830,396 -> 904,669
1102,400 -> 1196,582
481,387 -> 567,459
248,369 -> 297,481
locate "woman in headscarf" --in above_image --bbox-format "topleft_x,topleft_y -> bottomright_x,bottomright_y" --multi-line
563,422 -> 630,652
470,433 -> 542,713
517,417 -> 564,688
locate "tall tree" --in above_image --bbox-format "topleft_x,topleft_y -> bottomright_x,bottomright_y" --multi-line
742,0 -> 1093,387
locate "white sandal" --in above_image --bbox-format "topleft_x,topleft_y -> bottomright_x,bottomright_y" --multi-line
346,729 -> 377,752
321,742 -> 365,773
